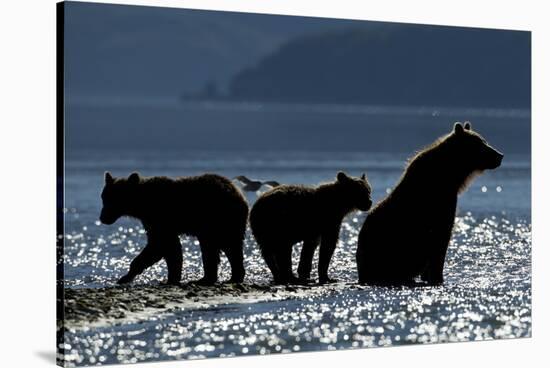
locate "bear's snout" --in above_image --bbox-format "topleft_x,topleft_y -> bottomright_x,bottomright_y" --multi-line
358,199 -> 373,211
99,215 -> 115,225
488,151 -> 504,169
496,152 -> 504,165
99,209 -> 117,225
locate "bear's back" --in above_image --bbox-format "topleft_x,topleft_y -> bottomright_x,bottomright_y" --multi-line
172,173 -> 247,212
253,185 -> 316,214
138,174 -> 248,235
250,184 -> 324,244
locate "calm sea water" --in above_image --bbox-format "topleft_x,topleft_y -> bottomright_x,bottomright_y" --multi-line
60,103 -> 531,366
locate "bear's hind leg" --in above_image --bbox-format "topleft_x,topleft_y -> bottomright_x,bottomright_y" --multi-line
163,236 -> 183,285
260,246 -> 281,284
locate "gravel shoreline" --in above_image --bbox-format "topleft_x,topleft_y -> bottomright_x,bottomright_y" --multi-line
61,282 -> 367,328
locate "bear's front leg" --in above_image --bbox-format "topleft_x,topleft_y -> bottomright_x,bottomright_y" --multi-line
196,241 -> 220,285
318,228 -> 340,284
421,222 -> 454,286
163,236 -> 183,285
297,238 -> 319,284
117,274 -> 135,285
223,242 -> 245,284
118,241 -> 163,284
421,267 -> 444,286
421,248 -> 445,286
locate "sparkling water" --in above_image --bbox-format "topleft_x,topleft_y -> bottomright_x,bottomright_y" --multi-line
60,147 -> 531,366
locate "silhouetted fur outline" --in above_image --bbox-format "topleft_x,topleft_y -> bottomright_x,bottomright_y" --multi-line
356,122 -> 503,286
99,172 -> 249,285
250,172 -> 372,285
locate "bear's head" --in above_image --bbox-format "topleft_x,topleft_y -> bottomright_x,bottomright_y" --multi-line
99,172 -> 141,225
449,121 -> 503,173
336,171 -> 373,211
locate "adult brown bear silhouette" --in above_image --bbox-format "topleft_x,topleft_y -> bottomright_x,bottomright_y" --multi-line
99,172 -> 249,285
356,122 -> 503,286
250,172 -> 372,285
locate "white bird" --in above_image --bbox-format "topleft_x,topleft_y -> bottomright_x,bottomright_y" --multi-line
233,175 -> 280,192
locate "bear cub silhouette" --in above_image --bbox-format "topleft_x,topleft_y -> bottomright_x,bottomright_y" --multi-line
356,122 -> 503,286
250,172 -> 372,285
100,172 -> 249,285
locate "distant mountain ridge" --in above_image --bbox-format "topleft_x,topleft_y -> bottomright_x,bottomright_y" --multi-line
64,2 -> 357,100
227,25 -> 531,108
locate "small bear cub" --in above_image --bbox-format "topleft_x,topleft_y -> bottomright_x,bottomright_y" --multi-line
100,172 -> 249,285
250,172 -> 372,285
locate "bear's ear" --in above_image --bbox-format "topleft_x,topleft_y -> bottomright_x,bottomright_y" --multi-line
453,122 -> 464,134
104,171 -> 114,185
361,173 -> 367,181
464,121 -> 472,130
128,172 -> 140,185
337,171 -> 351,183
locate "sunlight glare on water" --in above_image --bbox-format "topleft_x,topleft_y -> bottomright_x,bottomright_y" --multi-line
60,150 -> 531,366
61,212 -> 531,366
